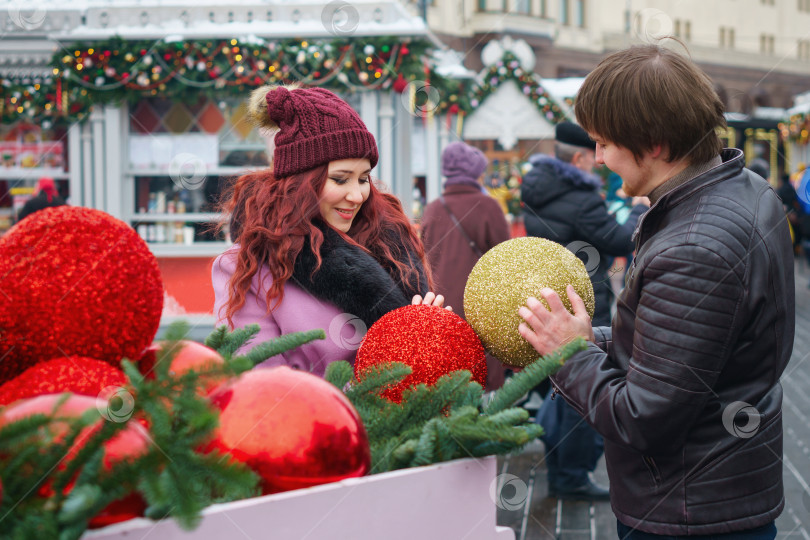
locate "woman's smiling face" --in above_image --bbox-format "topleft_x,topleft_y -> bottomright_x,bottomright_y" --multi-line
319,158 -> 372,232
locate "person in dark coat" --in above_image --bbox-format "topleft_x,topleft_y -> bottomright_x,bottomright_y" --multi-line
519,44 -> 794,538
521,121 -> 648,502
421,141 -> 511,390
16,177 -> 66,223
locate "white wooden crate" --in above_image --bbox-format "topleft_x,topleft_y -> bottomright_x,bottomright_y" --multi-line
83,455 -> 514,540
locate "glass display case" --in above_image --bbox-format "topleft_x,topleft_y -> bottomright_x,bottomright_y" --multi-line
125,96 -> 269,256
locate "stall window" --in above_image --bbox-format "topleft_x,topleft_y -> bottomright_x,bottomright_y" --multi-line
127,97 -> 269,250
0,122 -> 69,235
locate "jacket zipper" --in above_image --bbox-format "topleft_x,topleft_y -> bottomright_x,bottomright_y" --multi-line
643,455 -> 662,487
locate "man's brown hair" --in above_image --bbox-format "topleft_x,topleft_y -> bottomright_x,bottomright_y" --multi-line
575,44 -> 725,165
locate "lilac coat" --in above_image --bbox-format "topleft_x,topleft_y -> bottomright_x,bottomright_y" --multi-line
212,247 -> 361,377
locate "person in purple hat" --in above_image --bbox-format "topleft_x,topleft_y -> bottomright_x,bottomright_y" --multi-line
421,141 -> 511,390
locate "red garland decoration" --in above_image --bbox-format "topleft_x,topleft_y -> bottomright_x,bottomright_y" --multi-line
0,357 -> 128,407
0,206 -> 164,384
354,305 -> 487,403
206,367 -> 371,494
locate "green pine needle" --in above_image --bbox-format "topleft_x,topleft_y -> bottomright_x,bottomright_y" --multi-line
204,325 -> 229,350
233,329 -> 326,367
324,360 -> 353,390
485,337 -> 586,415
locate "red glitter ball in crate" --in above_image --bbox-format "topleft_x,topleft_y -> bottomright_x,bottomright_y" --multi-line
0,206 -> 164,384
0,356 -> 128,406
206,367 -> 371,495
354,304 -> 487,403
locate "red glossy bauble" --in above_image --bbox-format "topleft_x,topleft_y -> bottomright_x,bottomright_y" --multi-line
0,393 -> 150,527
354,304 -> 487,403
206,367 -> 371,494
167,340 -> 226,392
0,357 -> 128,406
142,340 -> 227,394
0,206 -> 163,384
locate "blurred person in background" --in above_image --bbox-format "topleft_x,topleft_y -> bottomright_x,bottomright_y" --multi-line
16,177 -> 66,223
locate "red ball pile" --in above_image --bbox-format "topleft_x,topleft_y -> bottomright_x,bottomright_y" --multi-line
0,356 -> 128,406
0,206 -> 163,383
354,304 -> 486,402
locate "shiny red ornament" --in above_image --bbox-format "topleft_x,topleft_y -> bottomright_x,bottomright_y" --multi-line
0,356 -> 128,406
0,206 -> 164,384
0,393 -> 150,527
392,73 -> 408,93
354,305 -> 487,403
206,367 -> 370,494
161,340 -> 227,394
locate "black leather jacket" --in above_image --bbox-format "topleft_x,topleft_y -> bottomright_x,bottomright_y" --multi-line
550,149 -> 795,534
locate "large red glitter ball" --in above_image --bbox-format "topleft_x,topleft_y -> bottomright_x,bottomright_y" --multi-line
0,393 -> 150,527
0,357 -> 128,406
354,304 -> 487,402
0,206 -> 164,384
206,367 -> 371,494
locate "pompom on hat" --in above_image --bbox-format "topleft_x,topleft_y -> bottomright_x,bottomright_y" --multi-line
248,84 -> 379,178
555,121 -> 596,150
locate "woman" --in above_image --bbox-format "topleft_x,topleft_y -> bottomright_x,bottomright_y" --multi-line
213,84 -> 442,376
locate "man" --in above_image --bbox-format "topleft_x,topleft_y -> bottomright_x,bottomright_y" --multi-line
521,121 -> 648,501
518,44 -> 794,538
421,141 -> 511,390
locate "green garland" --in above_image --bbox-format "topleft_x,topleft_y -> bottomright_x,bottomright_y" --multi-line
1,36 -> 467,126
469,51 -> 566,124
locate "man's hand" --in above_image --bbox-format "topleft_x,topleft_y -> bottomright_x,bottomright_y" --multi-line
517,285 -> 594,356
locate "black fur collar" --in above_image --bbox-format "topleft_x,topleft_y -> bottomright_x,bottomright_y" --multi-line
292,223 -> 428,328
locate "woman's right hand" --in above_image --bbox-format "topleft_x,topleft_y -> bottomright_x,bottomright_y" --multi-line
412,292 -> 453,311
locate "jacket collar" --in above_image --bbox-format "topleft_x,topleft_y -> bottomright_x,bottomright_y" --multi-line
632,148 -> 745,244
655,148 -> 744,210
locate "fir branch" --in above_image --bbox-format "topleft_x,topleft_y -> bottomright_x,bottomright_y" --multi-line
348,362 -> 411,400
233,329 -> 326,367
215,324 -> 260,358
324,360 -> 353,390
485,337 -> 586,415
204,325 -> 229,350
162,320 -> 192,342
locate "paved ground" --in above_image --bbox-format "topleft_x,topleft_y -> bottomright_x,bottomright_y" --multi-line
496,258 -> 810,540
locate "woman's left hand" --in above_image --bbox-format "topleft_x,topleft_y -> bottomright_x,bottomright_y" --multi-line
412,292 -> 453,311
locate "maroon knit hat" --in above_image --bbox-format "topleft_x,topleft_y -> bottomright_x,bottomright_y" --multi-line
258,86 -> 379,178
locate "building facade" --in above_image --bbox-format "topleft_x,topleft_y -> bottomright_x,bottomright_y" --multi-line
412,0 -> 810,112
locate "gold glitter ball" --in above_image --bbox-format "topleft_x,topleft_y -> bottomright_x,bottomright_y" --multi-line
463,237 -> 595,367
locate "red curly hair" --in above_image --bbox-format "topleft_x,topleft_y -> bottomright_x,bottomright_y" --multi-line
218,166 -> 432,327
